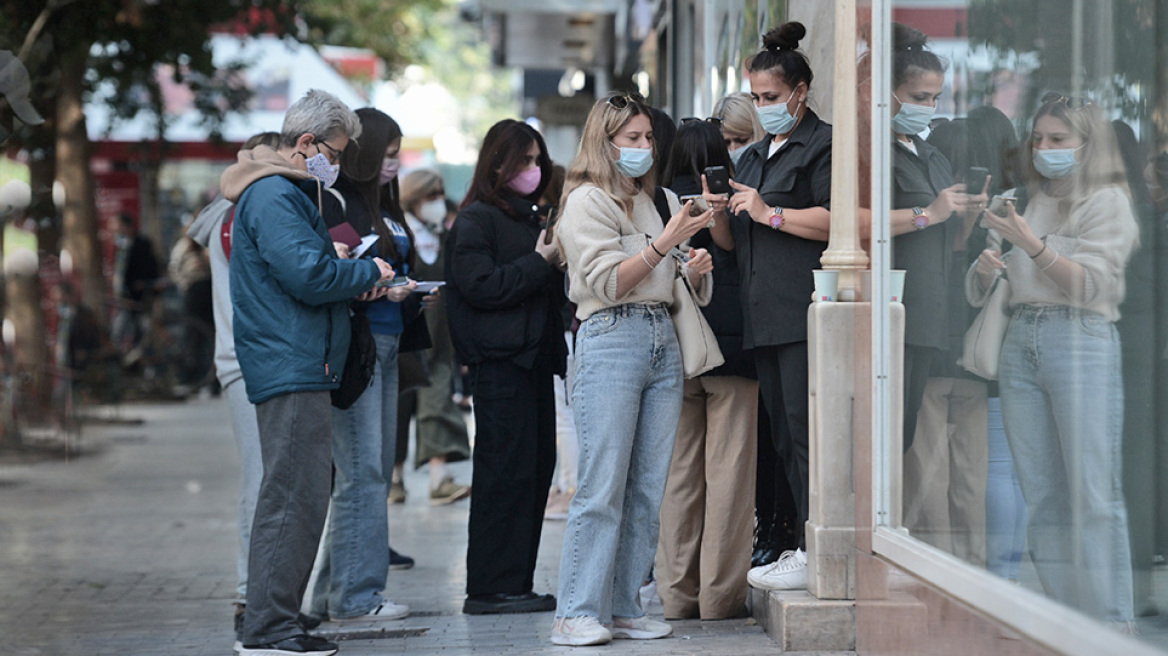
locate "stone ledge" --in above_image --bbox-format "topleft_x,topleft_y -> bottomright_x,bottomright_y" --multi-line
749,586 -> 856,653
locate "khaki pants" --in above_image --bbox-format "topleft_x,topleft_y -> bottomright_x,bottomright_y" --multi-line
656,376 -> 758,619
903,377 -> 988,565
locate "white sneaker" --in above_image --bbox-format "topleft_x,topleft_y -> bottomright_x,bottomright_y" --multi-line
551,616 -> 613,646
747,548 -> 807,590
611,615 -> 672,640
330,599 -> 410,622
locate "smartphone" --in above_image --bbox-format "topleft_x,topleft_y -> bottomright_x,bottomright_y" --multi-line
678,195 -> 709,216
966,166 -> 989,194
704,166 -> 730,195
375,276 -> 411,288
543,207 -> 559,245
987,193 -> 1016,217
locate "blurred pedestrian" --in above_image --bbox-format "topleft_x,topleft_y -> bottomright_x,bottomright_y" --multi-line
167,229 -> 213,392
395,169 -> 472,506
111,213 -> 160,354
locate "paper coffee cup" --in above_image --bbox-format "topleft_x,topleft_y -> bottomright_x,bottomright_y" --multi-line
813,269 -> 839,302
890,269 -> 906,302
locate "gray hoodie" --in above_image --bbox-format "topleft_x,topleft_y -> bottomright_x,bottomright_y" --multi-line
187,195 -> 241,389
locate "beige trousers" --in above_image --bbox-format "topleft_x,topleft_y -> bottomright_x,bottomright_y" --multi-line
903,376 -> 988,565
656,375 -> 758,619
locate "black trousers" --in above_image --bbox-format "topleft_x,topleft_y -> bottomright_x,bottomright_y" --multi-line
754,341 -> 810,550
902,345 -> 941,452
465,355 -> 557,596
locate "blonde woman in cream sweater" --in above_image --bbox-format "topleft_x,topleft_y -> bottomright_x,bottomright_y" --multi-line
550,92 -> 714,647
968,93 -> 1138,630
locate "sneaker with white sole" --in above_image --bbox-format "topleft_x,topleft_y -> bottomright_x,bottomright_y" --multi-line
330,599 -> 409,622
611,615 -> 672,640
747,548 -> 807,590
551,616 -> 613,646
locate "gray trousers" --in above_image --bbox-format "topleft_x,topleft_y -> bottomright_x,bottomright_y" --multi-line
241,390 -> 333,645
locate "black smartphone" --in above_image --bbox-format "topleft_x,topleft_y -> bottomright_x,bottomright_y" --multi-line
543,207 -> 559,245
966,166 -> 989,194
704,166 -> 730,195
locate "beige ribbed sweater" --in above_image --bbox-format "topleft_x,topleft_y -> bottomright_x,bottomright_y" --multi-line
558,183 -> 712,321
966,185 -> 1139,321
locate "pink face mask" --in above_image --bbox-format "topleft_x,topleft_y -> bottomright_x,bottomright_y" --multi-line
507,167 -> 542,196
380,158 -> 401,185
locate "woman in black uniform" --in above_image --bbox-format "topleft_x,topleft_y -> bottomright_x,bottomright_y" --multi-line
706,21 -> 831,591
876,24 -> 984,451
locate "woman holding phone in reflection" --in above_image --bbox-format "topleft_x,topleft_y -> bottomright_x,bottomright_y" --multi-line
967,93 -> 1138,630
705,22 -> 831,592
445,118 -> 566,615
552,91 -> 713,646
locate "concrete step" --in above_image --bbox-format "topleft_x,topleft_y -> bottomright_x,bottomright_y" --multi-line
749,586 -> 857,654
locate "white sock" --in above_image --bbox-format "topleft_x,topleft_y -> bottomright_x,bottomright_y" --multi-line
430,461 -> 448,490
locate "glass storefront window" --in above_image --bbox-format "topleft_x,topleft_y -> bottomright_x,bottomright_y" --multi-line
872,1 -> 1166,649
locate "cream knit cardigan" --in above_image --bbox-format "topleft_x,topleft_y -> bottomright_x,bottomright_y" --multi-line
558,183 -> 713,321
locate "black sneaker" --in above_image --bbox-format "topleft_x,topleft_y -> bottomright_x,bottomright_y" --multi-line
238,633 -> 337,656
389,547 -> 415,570
462,591 -> 556,615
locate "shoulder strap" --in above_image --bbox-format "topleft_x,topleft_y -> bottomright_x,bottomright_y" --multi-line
652,186 -> 672,227
325,186 -> 347,212
221,205 -> 236,260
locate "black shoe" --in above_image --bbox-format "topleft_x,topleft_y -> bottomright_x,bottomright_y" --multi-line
752,547 -> 780,568
462,591 -> 557,615
298,613 -> 322,631
238,633 -> 337,656
389,547 -> 415,570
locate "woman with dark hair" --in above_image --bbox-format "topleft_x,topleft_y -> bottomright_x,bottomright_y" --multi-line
655,119 -> 758,620
703,21 -> 831,592
309,107 -> 418,623
445,118 -> 567,615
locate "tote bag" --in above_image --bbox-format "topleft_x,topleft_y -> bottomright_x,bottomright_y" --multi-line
669,258 -> 723,379
957,275 -> 1010,381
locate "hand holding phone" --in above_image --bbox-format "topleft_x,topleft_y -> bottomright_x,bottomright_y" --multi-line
704,166 -> 730,195
679,195 -> 710,216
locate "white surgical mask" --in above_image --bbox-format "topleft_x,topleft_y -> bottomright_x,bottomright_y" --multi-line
1033,147 -> 1083,179
891,95 -> 935,136
417,198 -> 448,232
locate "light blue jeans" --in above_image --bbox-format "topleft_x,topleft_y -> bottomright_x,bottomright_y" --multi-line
984,396 -> 1026,581
555,303 -> 684,622
999,305 -> 1133,621
225,379 -> 262,600
311,332 -> 401,618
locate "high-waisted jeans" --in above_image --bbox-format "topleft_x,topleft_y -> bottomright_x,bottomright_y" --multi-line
555,303 -> 683,622
999,304 -> 1133,621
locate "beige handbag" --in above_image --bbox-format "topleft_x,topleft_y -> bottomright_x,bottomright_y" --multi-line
669,258 -> 724,379
957,275 -> 1011,381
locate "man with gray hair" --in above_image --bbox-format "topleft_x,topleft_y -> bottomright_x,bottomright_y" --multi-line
221,89 -> 395,656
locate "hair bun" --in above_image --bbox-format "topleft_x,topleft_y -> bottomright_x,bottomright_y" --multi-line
893,23 -> 928,52
763,21 -> 806,52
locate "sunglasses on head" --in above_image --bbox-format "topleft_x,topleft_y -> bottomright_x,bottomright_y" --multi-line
680,116 -> 724,127
606,91 -> 646,110
1041,92 -> 1091,110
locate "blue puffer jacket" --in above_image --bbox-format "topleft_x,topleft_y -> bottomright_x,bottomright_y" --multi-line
222,146 -> 382,404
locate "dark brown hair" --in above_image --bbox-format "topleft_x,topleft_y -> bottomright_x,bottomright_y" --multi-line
462,119 -> 552,217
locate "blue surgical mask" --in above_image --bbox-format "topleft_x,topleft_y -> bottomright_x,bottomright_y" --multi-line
612,145 -> 653,178
891,95 -> 935,135
729,146 -> 748,167
1033,147 -> 1082,179
756,95 -> 800,135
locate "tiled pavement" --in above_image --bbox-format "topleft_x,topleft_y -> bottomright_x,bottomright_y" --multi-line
1,397 -> 781,655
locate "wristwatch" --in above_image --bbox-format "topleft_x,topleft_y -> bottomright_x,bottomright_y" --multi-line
911,206 -> 929,230
768,206 -> 784,230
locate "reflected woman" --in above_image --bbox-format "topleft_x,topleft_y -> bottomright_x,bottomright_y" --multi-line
968,93 -> 1138,630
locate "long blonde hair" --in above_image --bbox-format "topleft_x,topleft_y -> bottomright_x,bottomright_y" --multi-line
561,93 -> 656,218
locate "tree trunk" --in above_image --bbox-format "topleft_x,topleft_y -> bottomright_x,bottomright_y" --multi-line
56,46 -> 106,329
3,251 -> 48,427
